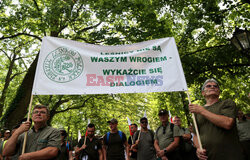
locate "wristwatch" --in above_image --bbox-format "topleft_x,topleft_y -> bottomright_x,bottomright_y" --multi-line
164,148 -> 167,154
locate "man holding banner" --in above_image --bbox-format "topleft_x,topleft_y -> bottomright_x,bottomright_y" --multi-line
75,123 -> 102,160
128,123 -> 138,160
132,117 -> 156,160
189,79 -> 244,160
3,105 -> 61,160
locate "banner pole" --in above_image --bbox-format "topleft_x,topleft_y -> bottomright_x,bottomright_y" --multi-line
186,91 -> 203,150
22,94 -> 34,154
138,130 -> 141,141
83,132 -> 87,145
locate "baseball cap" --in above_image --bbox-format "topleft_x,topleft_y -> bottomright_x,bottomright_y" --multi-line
60,129 -> 67,136
158,109 -> 167,116
140,117 -> 148,122
59,128 -> 66,132
5,130 -> 10,133
107,118 -> 118,124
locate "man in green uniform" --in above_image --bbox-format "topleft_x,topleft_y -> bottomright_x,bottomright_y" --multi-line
189,78 -> 244,160
132,117 -> 156,160
173,116 -> 197,160
128,123 -> 138,160
237,110 -> 250,160
154,109 -> 182,160
75,123 -> 103,160
59,129 -> 73,160
3,105 -> 61,160
102,118 -> 129,160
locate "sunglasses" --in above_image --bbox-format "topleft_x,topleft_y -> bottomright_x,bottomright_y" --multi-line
205,85 -> 218,88
141,121 -> 148,124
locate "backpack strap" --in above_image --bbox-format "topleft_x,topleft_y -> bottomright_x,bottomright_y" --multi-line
155,126 -> 161,136
134,130 -> 140,141
106,131 -> 123,144
66,141 -> 70,153
106,132 -> 110,144
118,130 -> 123,140
149,130 -> 155,144
156,123 -> 174,136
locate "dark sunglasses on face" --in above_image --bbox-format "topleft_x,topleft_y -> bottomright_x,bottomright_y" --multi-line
141,121 -> 148,124
205,85 -> 218,88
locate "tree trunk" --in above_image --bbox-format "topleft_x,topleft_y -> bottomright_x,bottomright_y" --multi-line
0,54 -> 17,117
1,54 -> 38,129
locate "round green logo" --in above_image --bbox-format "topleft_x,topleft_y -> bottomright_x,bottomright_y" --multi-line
43,47 -> 84,83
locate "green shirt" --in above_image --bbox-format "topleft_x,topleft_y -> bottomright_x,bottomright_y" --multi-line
16,125 -> 61,160
103,131 -> 127,160
155,122 -> 182,150
195,99 -> 244,160
237,119 -> 250,141
133,130 -> 156,160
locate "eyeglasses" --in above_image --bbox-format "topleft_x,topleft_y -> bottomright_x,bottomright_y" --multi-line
141,121 -> 148,124
33,111 -> 47,115
205,85 -> 218,88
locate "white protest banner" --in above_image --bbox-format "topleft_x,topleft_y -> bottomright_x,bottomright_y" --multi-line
32,37 -> 187,95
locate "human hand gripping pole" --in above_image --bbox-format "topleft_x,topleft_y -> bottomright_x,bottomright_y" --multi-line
186,91 -> 203,150
137,130 -> 141,141
83,127 -> 88,146
21,95 -> 34,154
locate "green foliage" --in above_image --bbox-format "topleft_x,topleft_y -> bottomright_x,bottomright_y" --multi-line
0,0 -> 249,139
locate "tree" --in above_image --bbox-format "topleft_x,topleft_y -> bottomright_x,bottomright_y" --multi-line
0,0 -> 249,133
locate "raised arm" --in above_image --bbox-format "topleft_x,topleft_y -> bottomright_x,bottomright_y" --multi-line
189,104 -> 234,130
3,122 -> 31,156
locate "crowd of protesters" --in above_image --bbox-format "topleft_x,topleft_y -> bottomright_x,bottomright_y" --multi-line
0,78 -> 249,160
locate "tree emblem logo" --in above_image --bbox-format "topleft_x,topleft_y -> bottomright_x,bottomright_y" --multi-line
43,47 -> 84,83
